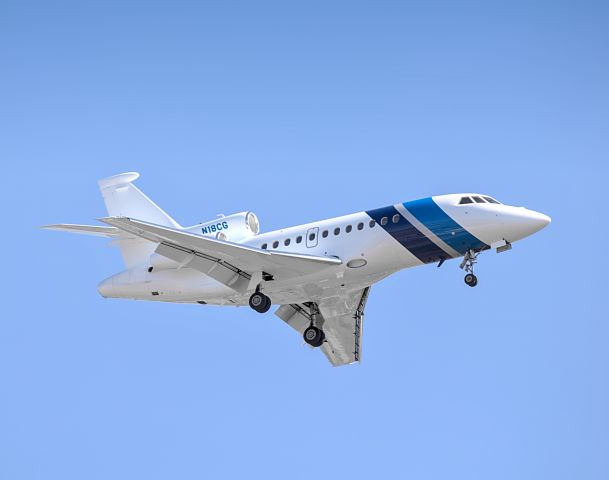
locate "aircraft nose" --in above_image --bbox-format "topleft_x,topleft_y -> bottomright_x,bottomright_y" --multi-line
519,209 -> 551,237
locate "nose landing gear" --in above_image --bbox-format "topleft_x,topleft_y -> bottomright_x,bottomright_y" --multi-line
464,273 -> 478,287
460,250 -> 480,287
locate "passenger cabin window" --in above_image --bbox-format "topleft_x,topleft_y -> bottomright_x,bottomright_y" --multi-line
346,225 -> 352,233
380,217 -> 388,226
272,241 -> 279,249
309,233 -> 316,241
472,196 -> 486,203
284,238 -> 290,246
369,220 -> 376,228
296,235 -> 303,244
392,214 -> 400,224
459,197 -> 473,205
334,227 -> 340,236
322,230 -> 328,238
357,222 -> 364,230
261,243 -> 267,250
483,196 -> 501,204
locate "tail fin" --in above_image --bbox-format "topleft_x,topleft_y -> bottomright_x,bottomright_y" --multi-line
98,172 -> 180,228
98,172 -> 181,268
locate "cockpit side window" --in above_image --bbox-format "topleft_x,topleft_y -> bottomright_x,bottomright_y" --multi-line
483,196 -> 501,204
459,197 -> 473,204
472,196 -> 486,203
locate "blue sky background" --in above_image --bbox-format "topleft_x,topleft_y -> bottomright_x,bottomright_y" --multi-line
1,1 -> 608,478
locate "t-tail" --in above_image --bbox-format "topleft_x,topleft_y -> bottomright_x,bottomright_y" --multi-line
42,172 -> 181,268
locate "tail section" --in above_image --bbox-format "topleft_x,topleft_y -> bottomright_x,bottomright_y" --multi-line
98,172 -> 181,268
43,172 -> 182,269
98,172 -> 180,228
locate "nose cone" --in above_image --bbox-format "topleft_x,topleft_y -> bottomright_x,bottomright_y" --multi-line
526,210 -> 551,232
511,209 -> 551,240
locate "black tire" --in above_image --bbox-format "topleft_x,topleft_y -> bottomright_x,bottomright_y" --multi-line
303,326 -> 324,347
464,273 -> 478,287
311,329 -> 325,347
258,295 -> 272,313
249,292 -> 266,311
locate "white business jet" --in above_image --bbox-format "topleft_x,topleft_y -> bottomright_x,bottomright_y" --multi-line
44,172 -> 550,366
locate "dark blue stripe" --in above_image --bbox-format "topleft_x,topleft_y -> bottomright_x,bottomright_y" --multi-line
366,206 -> 450,264
403,197 -> 488,254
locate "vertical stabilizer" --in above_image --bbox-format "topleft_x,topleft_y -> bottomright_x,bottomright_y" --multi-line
98,172 -> 181,268
98,172 -> 181,228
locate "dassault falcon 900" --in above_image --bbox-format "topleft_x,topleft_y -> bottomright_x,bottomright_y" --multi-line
44,172 -> 551,366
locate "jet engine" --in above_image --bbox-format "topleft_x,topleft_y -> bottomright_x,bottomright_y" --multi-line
185,211 -> 260,242
147,211 -> 260,272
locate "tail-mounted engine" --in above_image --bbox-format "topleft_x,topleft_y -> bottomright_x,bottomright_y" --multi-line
185,211 -> 260,242
147,211 -> 260,272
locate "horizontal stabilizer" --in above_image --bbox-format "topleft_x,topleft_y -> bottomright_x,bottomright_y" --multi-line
41,224 -> 122,238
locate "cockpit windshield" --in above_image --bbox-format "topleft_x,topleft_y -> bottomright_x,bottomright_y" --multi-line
459,195 -> 502,205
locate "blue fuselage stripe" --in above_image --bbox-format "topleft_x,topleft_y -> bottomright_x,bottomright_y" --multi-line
366,206 -> 450,264
403,197 -> 487,254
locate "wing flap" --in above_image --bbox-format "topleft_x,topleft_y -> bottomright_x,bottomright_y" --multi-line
319,287 -> 370,366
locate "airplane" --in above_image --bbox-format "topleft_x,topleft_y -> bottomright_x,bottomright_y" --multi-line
43,172 -> 551,366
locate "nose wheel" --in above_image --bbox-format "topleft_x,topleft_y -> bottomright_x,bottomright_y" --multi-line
464,273 -> 478,287
460,250 -> 481,287
249,291 -> 271,313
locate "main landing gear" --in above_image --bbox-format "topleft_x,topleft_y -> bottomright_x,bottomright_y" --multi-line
302,304 -> 325,347
460,249 -> 480,288
303,325 -> 325,347
249,290 -> 271,313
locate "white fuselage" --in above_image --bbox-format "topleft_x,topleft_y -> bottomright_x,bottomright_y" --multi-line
97,193 -> 550,306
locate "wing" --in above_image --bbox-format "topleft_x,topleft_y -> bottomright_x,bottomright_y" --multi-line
100,216 -> 342,292
275,287 -> 371,366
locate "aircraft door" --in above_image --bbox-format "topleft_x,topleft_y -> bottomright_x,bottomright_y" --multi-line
306,227 -> 319,248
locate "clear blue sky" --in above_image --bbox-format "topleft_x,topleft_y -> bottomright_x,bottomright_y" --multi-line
1,1 -> 608,479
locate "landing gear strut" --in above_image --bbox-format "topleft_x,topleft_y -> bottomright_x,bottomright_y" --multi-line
460,249 -> 480,287
303,303 -> 325,347
249,290 -> 271,313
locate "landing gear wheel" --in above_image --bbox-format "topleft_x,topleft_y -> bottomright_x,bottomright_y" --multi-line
464,273 -> 478,287
303,326 -> 325,347
258,294 -> 271,313
249,292 -> 271,313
